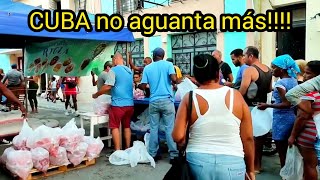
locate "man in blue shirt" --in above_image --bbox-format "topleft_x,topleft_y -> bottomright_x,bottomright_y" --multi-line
138,48 -> 180,163
92,52 -> 134,150
225,48 -> 249,89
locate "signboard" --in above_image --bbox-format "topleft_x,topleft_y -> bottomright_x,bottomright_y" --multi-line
24,39 -> 116,77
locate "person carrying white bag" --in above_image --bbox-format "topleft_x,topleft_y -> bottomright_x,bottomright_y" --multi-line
287,61 -> 320,180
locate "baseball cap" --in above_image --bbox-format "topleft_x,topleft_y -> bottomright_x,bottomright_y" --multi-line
152,47 -> 165,57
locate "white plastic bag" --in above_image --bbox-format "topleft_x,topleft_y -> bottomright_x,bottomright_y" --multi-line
280,146 -> 303,180
130,121 -> 150,132
13,120 -> 33,150
27,125 -> 61,157
108,141 -> 155,168
49,147 -> 69,166
175,78 -> 197,101
84,136 -> 104,161
93,94 -> 111,115
31,147 -> 49,172
67,142 -> 88,166
1,147 -> 15,164
251,107 -> 273,137
60,119 -> 85,154
109,150 -> 130,165
6,150 -> 33,180
144,133 -> 150,151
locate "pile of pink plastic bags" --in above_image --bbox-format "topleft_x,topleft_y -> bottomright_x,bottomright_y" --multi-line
1,119 -> 104,180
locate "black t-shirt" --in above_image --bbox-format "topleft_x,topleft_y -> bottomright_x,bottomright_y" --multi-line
220,62 -> 232,81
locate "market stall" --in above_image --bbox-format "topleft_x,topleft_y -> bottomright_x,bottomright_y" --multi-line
0,1 -> 134,138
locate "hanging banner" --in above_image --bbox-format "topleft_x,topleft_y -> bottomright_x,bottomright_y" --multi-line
24,39 -> 116,77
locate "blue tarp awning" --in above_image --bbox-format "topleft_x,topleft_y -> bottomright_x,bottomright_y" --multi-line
0,0 -> 134,48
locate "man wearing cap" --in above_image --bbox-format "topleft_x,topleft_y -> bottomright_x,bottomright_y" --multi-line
138,47 -> 180,163
2,64 -> 24,110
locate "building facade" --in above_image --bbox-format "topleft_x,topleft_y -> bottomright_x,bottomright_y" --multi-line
2,0 -> 319,104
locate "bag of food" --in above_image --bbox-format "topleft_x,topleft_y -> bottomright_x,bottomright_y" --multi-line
49,147 -> 69,166
6,150 -> 33,180
60,119 -> 85,154
1,147 -> 15,164
84,136 -> 104,161
93,95 -> 111,115
280,146 -> 303,180
27,125 -> 61,157
67,142 -> 88,166
31,147 -> 49,172
13,120 -> 33,150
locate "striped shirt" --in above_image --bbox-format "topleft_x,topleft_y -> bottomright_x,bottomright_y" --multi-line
296,92 -> 320,148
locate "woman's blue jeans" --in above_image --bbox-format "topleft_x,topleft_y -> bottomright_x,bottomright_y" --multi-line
187,152 -> 246,180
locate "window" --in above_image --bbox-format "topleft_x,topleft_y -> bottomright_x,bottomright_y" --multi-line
114,39 -> 144,67
171,32 -> 217,75
113,0 -> 150,14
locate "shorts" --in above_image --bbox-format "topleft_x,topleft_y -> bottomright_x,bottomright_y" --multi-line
51,88 -> 57,93
296,120 -> 317,148
108,106 -> 134,129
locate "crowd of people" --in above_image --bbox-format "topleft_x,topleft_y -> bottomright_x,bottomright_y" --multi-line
89,46 -> 320,180
2,45 -> 320,179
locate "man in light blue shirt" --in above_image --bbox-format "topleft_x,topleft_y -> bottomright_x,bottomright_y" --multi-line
93,52 -> 134,150
138,48 -> 180,163
224,49 -> 249,89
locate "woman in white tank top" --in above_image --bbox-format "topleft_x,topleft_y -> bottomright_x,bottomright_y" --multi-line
172,54 -> 255,180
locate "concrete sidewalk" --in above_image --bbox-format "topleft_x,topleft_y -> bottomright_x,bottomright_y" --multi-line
36,96 -> 94,113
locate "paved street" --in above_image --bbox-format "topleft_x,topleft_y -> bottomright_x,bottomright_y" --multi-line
0,97 -> 282,180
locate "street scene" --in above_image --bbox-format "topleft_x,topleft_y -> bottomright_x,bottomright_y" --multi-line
0,0 -> 320,180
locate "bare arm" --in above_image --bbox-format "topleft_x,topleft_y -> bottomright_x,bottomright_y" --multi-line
290,103 -> 312,139
128,52 -> 142,72
239,68 -> 252,96
92,85 -> 112,98
172,93 -> 189,145
266,87 -> 291,109
2,74 -> 7,84
170,74 -> 182,84
238,92 -> 255,176
0,82 -> 26,116
228,73 -> 234,83
91,71 -> 97,86
286,75 -> 320,106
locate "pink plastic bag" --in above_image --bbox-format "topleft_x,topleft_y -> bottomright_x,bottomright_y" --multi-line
1,147 -> 15,164
6,150 -> 33,180
27,126 -> 61,157
49,147 -> 69,166
67,142 -> 88,166
84,136 -> 104,161
31,147 -> 49,172
60,119 -> 85,154
134,89 -> 145,100
93,95 -> 111,115
13,120 -> 33,150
